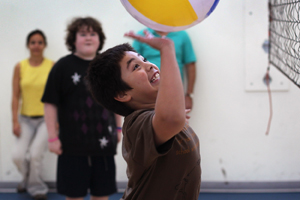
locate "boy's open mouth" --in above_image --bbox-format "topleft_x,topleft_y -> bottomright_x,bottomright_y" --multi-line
150,72 -> 160,83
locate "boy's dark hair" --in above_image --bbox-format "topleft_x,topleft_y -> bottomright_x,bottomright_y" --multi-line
86,43 -> 135,116
66,17 -> 106,53
26,29 -> 47,46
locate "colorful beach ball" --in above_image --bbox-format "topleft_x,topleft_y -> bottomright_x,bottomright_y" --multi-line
120,0 -> 220,32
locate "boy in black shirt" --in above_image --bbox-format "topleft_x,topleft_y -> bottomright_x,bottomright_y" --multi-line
42,17 -> 122,200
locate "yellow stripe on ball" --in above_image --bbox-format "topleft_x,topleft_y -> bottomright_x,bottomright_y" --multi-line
128,0 -> 198,26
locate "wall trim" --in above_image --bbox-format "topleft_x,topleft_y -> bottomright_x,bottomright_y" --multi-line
0,181 -> 300,193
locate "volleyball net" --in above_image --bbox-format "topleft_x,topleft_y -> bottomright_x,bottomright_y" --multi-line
269,0 -> 300,88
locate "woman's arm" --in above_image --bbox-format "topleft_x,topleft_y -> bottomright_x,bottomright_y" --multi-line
12,63 -> 21,137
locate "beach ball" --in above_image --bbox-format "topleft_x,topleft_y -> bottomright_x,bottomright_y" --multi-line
120,0 -> 220,32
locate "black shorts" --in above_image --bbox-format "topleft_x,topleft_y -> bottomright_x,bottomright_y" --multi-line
56,155 -> 117,198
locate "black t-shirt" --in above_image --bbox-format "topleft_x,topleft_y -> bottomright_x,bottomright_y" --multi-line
42,54 -> 117,156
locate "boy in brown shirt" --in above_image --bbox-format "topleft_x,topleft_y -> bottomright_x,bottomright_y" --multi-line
86,31 -> 201,200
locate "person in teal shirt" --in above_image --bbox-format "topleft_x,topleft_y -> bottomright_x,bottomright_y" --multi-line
133,28 -> 196,109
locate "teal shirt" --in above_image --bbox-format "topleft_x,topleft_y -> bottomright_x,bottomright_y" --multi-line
132,28 -> 196,80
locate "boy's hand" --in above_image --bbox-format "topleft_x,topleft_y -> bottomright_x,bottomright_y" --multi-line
185,95 -> 193,110
48,139 -> 63,155
185,109 -> 191,124
125,30 -> 174,51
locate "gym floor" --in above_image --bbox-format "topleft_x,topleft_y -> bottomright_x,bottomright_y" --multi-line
0,192 -> 300,200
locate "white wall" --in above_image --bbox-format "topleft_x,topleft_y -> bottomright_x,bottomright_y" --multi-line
0,0 -> 299,185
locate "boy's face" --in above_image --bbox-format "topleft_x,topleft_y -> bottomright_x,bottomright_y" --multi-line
74,26 -> 99,58
119,51 -> 160,107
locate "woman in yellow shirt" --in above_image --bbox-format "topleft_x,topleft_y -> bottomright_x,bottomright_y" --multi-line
11,29 -> 54,200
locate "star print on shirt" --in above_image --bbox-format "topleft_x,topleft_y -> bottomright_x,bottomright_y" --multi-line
71,72 -> 81,85
99,136 -> 109,149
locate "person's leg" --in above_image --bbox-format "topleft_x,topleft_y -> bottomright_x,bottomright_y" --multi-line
90,196 -> 108,200
89,156 -> 117,200
11,116 -> 35,192
27,118 -> 49,196
57,155 -> 89,199
66,197 -> 84,200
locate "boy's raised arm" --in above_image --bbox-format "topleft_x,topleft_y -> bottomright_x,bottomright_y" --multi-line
125,31 -> 186,146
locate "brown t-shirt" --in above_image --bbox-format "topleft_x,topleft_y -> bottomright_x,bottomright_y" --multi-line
121,109 -> 201,200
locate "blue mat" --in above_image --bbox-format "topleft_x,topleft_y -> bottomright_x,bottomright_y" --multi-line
0,192 -> 300,200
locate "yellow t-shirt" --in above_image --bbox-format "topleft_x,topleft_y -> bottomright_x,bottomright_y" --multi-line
20,58 -> 53,116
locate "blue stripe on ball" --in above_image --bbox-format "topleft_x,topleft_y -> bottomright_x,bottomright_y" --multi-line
206,0 -> 220,17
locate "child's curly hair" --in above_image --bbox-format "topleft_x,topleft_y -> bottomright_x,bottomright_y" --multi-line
65,17 -> 106,53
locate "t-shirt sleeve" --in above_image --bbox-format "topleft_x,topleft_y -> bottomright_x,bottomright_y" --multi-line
41,60 -> 62,105
182,31 -> 197,65
123,110 -> 172,168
